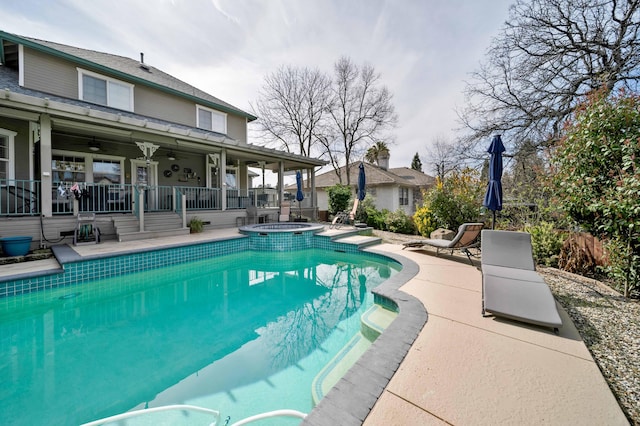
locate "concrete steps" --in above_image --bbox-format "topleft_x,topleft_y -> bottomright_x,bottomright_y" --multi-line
316,226 -> 383,249
113,212 -> 189,242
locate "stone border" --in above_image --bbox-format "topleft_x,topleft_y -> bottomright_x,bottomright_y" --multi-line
302,249 -> 427,425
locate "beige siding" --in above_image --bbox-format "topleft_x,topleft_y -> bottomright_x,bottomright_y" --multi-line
134,85 -> 194,126
227,114 -> 247,144
22,47 -> 248,140
23,48 -> 78,98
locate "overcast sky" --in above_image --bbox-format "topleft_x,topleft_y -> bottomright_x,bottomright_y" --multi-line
2,0 -> 513,173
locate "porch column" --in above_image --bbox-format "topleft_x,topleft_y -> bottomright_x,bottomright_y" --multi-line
39,114 -> 53,217
278,161 -> 284,205
311,168 -> 317,221
220,150 -> 227,210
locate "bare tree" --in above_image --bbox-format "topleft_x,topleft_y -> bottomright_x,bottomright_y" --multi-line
425,135 -> 460,180
324,57 -> 397,185
459,0 -> 640,156
251,65 -> 331,157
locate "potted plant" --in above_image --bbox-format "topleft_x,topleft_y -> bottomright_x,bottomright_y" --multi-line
188,217 -> 204,233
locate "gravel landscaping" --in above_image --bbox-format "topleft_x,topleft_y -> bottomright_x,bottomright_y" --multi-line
374,230 -> 640,425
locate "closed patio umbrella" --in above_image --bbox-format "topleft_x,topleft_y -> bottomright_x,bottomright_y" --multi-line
482,135 -> 505,229
357,162 -> 366,201
296,171 -> 304,219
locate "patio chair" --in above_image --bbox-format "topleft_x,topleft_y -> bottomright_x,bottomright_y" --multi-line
330,199 -> 359,229
481,230 -> 562,332
402,222 -> 484,264
279,202 -> 291,222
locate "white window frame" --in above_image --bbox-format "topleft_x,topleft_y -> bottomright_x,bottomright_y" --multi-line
0,128 -> 17,181
52,149 -> 125,184
77,68 -> 135,111
196,104 -> 227,133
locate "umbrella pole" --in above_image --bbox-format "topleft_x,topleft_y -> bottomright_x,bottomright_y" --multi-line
492,211 -> 496,229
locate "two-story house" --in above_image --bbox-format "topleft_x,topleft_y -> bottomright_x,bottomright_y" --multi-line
0,30 -> 325,246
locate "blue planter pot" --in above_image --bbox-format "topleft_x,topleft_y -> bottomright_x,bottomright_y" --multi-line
1,236 -> 33,257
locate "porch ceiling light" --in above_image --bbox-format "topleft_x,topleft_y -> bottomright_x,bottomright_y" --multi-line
88,138 -> 101,152
167,151 -> 177,161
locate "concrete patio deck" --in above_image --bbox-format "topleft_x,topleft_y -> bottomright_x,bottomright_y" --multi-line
0,228 -> 628,425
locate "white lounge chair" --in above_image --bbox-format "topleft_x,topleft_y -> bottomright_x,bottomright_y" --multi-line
402,222 -> 484,264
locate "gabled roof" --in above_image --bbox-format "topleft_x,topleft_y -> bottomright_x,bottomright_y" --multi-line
0,30 -> 257,121
314,162 -> 435,189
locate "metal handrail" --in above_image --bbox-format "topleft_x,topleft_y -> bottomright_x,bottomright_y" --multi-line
80,404 -> 220,426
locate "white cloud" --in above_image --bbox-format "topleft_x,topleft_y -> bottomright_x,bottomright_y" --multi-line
2,0 -> 512,171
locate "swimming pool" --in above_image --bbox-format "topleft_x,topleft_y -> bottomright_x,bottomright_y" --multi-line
0,247 -> 401,425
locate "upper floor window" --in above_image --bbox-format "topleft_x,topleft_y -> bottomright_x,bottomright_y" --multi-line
78,68 -> 134,111
0,128 -> 17,181
197,105 -> 227,133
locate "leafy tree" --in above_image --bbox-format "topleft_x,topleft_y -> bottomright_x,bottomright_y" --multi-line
365,141 -> 390,165
410,152 -> 422,172
324,57 -> 397,184
326,183 -> 352,215
551,90 -> 640,296
424,168 -> 484,230
460,0 -> 640,157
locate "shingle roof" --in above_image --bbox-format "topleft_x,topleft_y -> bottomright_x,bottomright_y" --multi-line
313,162 -> 435,189
1,30 -> 256,121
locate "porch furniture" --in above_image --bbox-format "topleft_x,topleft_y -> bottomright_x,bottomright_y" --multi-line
279,202 -> 291,222
402,222 -> 483,264
481,230 -> 562,333
246,205 -> 267,225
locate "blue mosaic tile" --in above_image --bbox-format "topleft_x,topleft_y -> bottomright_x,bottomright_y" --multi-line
0,233 -> 398,299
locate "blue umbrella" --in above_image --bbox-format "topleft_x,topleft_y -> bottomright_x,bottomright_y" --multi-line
482,135 -> 505,229
357,162 -> 366,201
295,171 -> 304,218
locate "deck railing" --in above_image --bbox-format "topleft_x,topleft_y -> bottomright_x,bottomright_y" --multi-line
1,181 -> 254,217
0,179 -> 41,216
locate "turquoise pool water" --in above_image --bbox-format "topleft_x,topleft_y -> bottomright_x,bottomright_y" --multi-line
0,248 -> 399,425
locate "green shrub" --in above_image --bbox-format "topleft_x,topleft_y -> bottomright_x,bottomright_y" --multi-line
384,209 -> 416,234
524,221 -> 566,266
327,184 -> 352,215
188,217 -> 204,233
424,169 -> 483,230
413,205 -> 436,237
365,207 -> 388,230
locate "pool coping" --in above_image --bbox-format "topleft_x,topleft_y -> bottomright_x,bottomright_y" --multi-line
302,247 -> 426,426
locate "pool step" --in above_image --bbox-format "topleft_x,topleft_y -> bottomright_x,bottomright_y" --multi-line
311,332 -> 372,406
360,303 -> 398,341
311,305 -> 398,405
331,234 -> 382,249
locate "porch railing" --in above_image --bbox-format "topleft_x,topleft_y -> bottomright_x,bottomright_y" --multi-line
0,179 -> 41,216
1,181 -> 252,217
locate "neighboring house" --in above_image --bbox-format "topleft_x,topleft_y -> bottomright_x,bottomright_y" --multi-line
313,157 -> 435,215
0,30 -> 325,244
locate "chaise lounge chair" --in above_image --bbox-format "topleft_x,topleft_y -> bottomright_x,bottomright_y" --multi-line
402,222 -> 484,264
481,230 -> 562,333
330,198 -> 360,229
